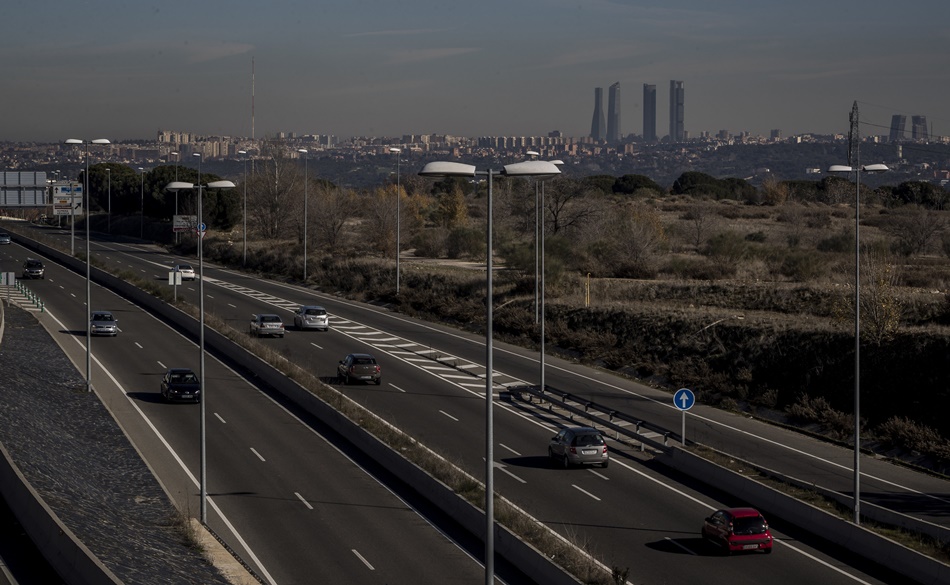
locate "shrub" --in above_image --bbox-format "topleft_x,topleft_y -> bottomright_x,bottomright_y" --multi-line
779,251 -> 828,282
817,229 -> 853,253
446,227 -> 485,259
745,231 -> 767,243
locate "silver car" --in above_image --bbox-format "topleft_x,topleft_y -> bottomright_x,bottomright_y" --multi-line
89,311 -> 119,336
0,232 -> 11,245
174,264 -> 196,281
548,427 -> 609,468
293,305 -> 329,331
250,313 -> 286,338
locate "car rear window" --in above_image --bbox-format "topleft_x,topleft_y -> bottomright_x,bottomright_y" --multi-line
305,308 -> 326,315
573,433 -> 604,447
732,516 -> 768,535
354,357 -> 376,365
262,315 -> 281,322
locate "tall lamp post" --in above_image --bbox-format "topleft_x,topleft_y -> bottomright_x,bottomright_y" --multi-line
419,159 -> 561,584
239,150 -> 248,266
827,161 -> 888,524
537,160 -> 563,393
298,149 -> 309,282
526,150 -> 540,322
165,178 -> 236,523
106,168 -> 111,234
138,167 -> 145,239
390,147 -> 402,293
65,138 -> 110,394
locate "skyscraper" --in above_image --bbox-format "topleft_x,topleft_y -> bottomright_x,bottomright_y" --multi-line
643,84 -> 657,142
889,115 -> 907,142
669,80 -> 685,142
606,82 -> 621,144
912,115 -> 929,141
590,87 -> 606,142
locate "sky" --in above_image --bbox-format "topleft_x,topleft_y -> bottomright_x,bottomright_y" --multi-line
2,0 -> 947,143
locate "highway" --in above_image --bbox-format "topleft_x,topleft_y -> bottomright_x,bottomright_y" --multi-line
5,222 -> 936,584
0,232 -> 522,585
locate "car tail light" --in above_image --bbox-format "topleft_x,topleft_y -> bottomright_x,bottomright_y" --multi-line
602,445 -> 608,455
569,447 -> 577,454
375,365 -> 381,374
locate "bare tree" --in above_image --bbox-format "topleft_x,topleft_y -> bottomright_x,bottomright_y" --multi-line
544,179 -> 600,235
312,182 -> 355,252
882,205 -> 946,257
246,140 -> 302,240
681,203 -> 718,249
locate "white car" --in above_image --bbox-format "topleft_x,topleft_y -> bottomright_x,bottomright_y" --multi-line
293,305 -> 329,331
174,264 -> 196,281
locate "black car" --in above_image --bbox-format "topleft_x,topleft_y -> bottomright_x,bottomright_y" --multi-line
22,259 -> 45,279
160,368 -> 201,403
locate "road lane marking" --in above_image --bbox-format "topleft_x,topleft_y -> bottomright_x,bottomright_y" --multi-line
588,469 -> 609,480
499,443 -> 521,456
494,462 -> 527,484
214,413 -> 226,424
295,492 -> 313,510
439,410 -> 459,422
157,360 -> 166,369
309,342 -> 324,350
250,448 -> 266,462
665,537 -> 697,555
572,484 -> 601,501
352,549 -> 375,570
390,384 -> 406,393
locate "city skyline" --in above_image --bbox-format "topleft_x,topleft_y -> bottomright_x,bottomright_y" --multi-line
3,0 -> 947,143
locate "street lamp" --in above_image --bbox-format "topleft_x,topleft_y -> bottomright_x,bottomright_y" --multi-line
390,147 -> 402,293
418,159 -> 561,584
298,148 -> 309,282
239,150 -> 248,266
64,138 -> 110,394
538,160 -> 563,394
827,161 -> 889,525
138,167 -> 145,239
526,150 -> 540,322
106,168 -> 111,234
165,178 -> 236,524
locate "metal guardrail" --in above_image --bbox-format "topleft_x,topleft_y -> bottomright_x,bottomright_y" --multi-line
506,384 -> 678,453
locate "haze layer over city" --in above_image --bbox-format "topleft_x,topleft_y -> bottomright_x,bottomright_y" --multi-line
3,0 -> 946,143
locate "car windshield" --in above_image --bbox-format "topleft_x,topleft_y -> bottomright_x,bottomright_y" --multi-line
181,373 -> 199,384
732,516 -> 767,535
93,314 -> 113,321
27,261 -> 42,267
573,433 -> 604,447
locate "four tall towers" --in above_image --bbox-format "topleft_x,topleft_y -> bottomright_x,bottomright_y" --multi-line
591,80 -> 684,143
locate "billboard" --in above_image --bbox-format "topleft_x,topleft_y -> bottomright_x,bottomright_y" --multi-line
0,171 -> 49,207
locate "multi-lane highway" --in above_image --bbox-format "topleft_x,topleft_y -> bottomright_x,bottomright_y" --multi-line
4,222 -> 937,584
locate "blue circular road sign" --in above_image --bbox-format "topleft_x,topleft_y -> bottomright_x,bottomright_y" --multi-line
674,388 -> 696,411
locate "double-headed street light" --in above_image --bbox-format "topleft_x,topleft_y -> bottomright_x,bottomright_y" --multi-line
165,178 -> 236,523
171,151 -> 180,243
538,160 -> 563,394
65,138 -> 110,394
827,161 -> 889,525
390,148 -> 402,293
297,149 -> 310,281
418,159 -> 561,584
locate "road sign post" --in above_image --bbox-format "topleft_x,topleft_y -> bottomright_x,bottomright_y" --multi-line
673,388 -> 696,446
168,271 -> 182,302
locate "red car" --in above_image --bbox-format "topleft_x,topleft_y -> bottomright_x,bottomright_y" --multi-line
702,508 -> 773,554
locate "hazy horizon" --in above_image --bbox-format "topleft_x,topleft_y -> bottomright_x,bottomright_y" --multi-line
3,0 -> 947,143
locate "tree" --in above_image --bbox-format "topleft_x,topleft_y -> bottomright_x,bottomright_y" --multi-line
544,178 -> 601,235
882,205 -> 946,257
613,174 -> 663,196
889,181 -> 949,210
245,140 -> 302,240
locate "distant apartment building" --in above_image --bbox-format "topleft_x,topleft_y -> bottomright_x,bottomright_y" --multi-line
889,115 -> 907,142
642,84 -> 657,142
770,129 -> 782,141
606,82 -> 621,144
590,87 -> 606,142
669,80 -> 685,142
912,115 -> 929,141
